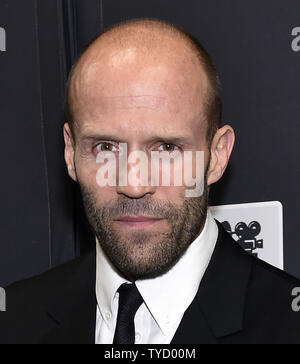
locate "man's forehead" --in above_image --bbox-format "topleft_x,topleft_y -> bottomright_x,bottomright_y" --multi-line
77,108 -> 207,145
91,95 -> 167,112
73,42 -> 207,98
72,64 -> 206,118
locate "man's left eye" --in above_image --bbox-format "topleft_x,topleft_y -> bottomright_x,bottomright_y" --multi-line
158,143 -> 180,152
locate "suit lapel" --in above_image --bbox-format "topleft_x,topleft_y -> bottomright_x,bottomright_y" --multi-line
39,250 -> 97,344
172,222 -> 253,344
171,295 -> 217,344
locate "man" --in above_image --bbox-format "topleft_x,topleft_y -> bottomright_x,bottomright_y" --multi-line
1,18 -> 300,344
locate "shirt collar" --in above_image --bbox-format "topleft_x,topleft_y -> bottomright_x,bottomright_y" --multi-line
96,243 -> 130,330
96,209 -> 218,336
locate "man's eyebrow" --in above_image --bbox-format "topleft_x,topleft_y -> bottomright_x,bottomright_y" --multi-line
80,133 -> 124,143
151,135 -> 192,145
79,132 -> 192,144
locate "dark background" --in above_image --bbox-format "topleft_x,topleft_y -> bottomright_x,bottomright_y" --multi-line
0,0 -> 299,286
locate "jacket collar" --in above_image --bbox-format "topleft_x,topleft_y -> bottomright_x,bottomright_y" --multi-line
172,221 -> 253,343
40,251 -> 97,344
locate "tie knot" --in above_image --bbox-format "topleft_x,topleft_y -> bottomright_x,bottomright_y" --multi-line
117,283 -> 144,318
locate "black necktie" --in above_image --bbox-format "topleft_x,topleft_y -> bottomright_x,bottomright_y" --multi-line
113,283 -> 144,344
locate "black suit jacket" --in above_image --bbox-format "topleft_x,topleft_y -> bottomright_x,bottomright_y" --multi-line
1,222 -> 300,344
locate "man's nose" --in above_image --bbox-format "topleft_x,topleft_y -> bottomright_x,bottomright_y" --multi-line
116,162 -> 156,199
117,184 -> 156,199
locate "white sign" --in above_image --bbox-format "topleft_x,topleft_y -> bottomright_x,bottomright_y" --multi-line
210,201 -> 284,270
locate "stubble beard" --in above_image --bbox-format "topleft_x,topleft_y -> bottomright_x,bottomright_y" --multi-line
80,184 -> 209,281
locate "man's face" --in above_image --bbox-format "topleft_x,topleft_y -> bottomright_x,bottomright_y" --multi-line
66,44 -> 214,281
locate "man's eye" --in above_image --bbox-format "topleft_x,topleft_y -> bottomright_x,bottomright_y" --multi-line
95,143 -> 118,152
158,143 -> 179,152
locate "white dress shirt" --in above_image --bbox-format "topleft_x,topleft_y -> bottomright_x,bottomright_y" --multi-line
95,209 -> 218,344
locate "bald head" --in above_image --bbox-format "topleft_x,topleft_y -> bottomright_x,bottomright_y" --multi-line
65,18 -> 221,144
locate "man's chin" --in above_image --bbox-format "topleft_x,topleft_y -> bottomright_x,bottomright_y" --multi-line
98,233 -> 177,280
111,258 -> 174,281
106,231 -> 164,250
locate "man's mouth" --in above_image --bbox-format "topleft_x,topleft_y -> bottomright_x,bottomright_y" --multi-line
113,215 -> 165,228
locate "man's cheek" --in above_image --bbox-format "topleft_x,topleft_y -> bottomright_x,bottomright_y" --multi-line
75,158 -> 101,186
156,186 -> 185,205
96,155 -> 118,188
75,156 -> 117,196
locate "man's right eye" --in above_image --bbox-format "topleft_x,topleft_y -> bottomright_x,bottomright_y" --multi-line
95,143 -> 118,152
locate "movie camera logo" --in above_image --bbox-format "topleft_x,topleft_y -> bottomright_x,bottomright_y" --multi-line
222,220 -> 264,257
0,26 -> 6,52
292,27 -> 300,52
0,287 -> 6,312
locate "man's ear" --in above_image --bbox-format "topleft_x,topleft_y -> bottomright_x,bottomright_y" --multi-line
207,125 -> 235,186
63,123 -> 77,182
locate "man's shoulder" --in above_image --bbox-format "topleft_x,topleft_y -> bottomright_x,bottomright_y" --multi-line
251,252 -> 299,286
207,224 -> 300,343
0,250 -> 96,344
242,251 -> 300,343
5,250 -> 96,310
229,233 -> 300,296
247,248 -> 300,307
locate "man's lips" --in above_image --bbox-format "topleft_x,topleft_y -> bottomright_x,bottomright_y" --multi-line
113,215 -> 165,228
115,215 -> 163,222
